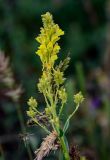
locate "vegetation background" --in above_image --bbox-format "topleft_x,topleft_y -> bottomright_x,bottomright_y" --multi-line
0,0 -> 110,160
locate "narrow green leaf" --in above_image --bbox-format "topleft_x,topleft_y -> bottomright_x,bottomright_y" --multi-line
64,135 -> 69,151
63,118 -> 70,133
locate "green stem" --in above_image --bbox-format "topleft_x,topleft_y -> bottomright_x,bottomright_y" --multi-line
59,103 -> 64,116
44,93 -> 50,107
68,104 -> 79,120
55,86 -> 59,105
53,119 -> 70,160
32,118 -> 50,134
46,83 -> 70,159
63,104 -> 79,133
59,136 -> 70,160
51,108 -> 70,160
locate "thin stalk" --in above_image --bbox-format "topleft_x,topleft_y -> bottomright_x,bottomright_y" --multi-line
32,118 -> 50,134
44,93 -> 50,107
59,103 -> 64,116
63,104 -> 79,133
55,86 -> 59,105
35,109 -> 43,116
53,118 -> 70,160
59,136 -> 70,160
51,107 -> 70,160
68,104 -> 79,119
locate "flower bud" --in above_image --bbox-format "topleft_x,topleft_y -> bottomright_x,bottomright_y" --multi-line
54,69 -> 65,86
27,97 -> 37,109
73,92 -> 84,104
59,88 -> 67,104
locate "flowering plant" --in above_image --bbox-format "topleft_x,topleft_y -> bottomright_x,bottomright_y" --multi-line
27,12 -> 84,160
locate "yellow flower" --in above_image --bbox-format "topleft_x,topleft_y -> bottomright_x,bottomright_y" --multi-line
35,12 -> 64,68
73,92 -> 84,104
54,69 -> 65,86
59,88 -> 67,104
27,97 -> 37,108
37,71 -> 51,93
27,110 -> 36,117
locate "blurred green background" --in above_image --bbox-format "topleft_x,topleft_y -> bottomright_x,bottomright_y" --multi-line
0,0 -> 110,160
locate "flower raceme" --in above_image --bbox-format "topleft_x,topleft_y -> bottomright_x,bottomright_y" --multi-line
36,12 -> 64,69
27,12 -> 84,160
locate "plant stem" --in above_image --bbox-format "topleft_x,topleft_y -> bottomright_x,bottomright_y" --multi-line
58,104 -> 80,160
33,118 -> 50,134
54,121 -> 70,160
59,136 -> 70,160
50,106 -> 70,159
63,104 -> 79,133
52,110 -> 70,160
48,83 -> 70,160
59,103 -> 64,116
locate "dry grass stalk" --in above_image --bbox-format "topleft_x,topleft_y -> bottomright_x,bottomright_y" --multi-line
34,131 -> 58,160
0,50 -> 23,102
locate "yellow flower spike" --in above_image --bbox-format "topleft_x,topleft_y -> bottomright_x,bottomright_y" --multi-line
35,12 -> 64,68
